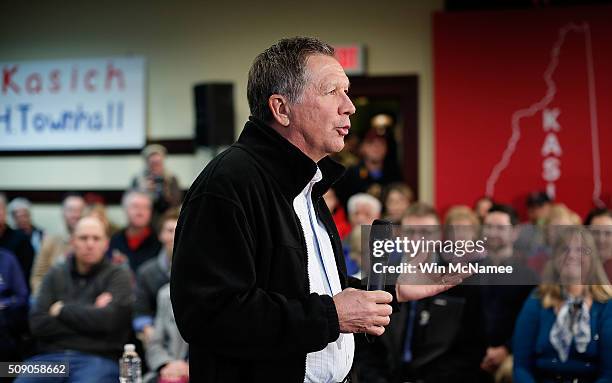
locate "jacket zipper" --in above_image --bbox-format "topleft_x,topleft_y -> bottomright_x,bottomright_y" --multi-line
291,197 -> 310,382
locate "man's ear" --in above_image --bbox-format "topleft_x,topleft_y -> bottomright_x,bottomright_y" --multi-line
268,94 -> 290,127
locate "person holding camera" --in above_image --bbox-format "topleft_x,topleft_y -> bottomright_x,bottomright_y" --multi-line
131,144 -> 182,224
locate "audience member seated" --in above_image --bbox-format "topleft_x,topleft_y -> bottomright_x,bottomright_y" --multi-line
343,193 -> 382,276
442,205 -> 486,268
527,204 -> 581,275
347,193 -> 382,229
404,203 -> 488,383
131,144 -> 182,224
0,248 -> 29,362
480,204 -> 539,381
30,193 -> 85,296
7,197 -> 44,255
381,183 -> 413,224
443,205 -> 482,261
323,188 -> 351,240
16,216 -> 132,382
585,207 -> 612,281
513,226 -> 612,383
134,209 -> 179,345
144,284 -> 189,383
109,190 -> 161,273
356,203 -> 489,383
0,193 -> 35,288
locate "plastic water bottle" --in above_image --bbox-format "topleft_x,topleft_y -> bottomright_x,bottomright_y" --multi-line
119,344 -> 142,383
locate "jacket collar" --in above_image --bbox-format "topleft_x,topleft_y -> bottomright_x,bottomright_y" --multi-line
236,117 -> 345,201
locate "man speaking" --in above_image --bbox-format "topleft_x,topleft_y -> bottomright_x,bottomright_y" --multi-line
171,37 -> 452,383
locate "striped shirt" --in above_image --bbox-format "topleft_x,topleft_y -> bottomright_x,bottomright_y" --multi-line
292,167 -> 354,383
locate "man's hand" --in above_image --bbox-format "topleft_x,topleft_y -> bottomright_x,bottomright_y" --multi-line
49,301 -> 64,317
395,251 -> 470,302
395,283 -> 460,302
94,292 -> 113,308
480,345 -> 509,372
160,360 -> 189,379
332,288 -> 392,336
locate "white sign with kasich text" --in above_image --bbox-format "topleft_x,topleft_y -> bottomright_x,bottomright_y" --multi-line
0,56 -> 146,151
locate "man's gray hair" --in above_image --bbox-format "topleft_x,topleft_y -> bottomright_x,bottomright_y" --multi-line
62,193 -> 85,210
347,193 -> 382,216
247,36 -> 335,123
122,189 -> 152,210
8,197 -> 32,215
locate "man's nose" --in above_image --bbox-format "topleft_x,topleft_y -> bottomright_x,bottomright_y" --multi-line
340,92 -> 356,116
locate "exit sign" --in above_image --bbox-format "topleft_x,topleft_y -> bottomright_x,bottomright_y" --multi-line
334,45 -> 366,75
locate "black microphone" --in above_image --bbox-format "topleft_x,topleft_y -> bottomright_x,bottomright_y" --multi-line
366,219 -> 393,292
365,219 -> 393,343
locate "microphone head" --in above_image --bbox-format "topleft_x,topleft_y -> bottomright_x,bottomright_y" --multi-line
369,219 -> 393,248
367,219 -> 393,291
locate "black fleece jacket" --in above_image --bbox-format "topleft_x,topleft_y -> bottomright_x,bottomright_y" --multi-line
171,117 -> 352,382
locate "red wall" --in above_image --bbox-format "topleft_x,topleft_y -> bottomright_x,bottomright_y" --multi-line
434,6 -> 612,220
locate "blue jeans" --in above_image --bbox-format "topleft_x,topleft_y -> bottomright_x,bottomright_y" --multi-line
14,350 -> 119,383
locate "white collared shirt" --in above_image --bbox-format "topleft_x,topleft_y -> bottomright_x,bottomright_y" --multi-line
292,167 -> 354,383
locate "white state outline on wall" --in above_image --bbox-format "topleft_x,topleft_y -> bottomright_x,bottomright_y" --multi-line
484,22 -> 604,207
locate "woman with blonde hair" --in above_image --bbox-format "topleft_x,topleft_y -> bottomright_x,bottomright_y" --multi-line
513,226 -> 612,382
443,205 -> 483,263
443,205 -> 480,239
